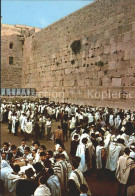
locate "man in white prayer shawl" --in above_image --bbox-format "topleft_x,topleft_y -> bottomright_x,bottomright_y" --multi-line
106,141 -> 122,171
95,110 -> 100,122
76,137 -> 89,173
20,113 -> 27,133
1,160 -> 13,183
109,113 -> 114,127
116,147 -> 135,196
53,153 -> 68,196
68,156 -> 91,196
34,176 -> 51,196
11,113 -> 18,135
24,117 -> 33,141
8,109 -> 12,122
96,139 -> 108,179
87,112 -> 94,125
5,165 -> 23,196
47,168 -> 61,196
115,148 -> 135,195
114,115 -> 122,130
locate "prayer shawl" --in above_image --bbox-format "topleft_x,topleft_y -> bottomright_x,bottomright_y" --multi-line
65,160 -> 72,178
56,108 -> 59,119
115,116 -> 121,129
116,154 -> 135,184
34,184 -> 51,196
104,133 -> 111,148
106,142 -> 121,171
54,160 -> 68,194
25,121 -> 33,134
47,175 -> 61,196
79,133 -> 90,144
70,130 -> 79,139
95,112 -> 100,121
11,116 -> 16,134
69,117 -> 76,129
61,151 -> 69,162
18,145 -> 27,154
19,114 -> 23,126
76,143 -> 87,172
69,169 -> 91,196
5,173 -> 22,196
1,160 -> 13,183
19,164 -> 35,174
21,116 -> 27,131
96,146 -> 104,169
109,114 -> 114,126
127,136 -> 135,148
71,133 -> 80,141
23,153 -> 33,161
8,110 -> 12,120
85,142 -> 95,170
88,113 -> 94,123
121,133 -> 130,146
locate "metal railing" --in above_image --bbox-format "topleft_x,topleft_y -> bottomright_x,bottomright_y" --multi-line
0,88 -> 36,96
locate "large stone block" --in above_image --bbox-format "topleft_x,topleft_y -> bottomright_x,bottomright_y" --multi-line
112,78 -> 121,86
129,77 -> 135,86
102,77 -> 111,87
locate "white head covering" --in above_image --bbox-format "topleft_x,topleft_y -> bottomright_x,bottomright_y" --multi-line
111,135 -> 116,141
72,133 -> 80,141
1,160 -> 13,182
129,151 -> 135,159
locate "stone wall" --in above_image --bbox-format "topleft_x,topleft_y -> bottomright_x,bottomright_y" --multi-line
1,24 -> 40,88
22,0 -> 135,110
6,0 -> 135,110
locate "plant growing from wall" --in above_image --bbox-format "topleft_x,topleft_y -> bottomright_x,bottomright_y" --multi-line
70,40 -> 81,55
104,70 -> 107,75
91,54 -> 95,58
71,60 -> 75,65
95,61 -> 104,67
56,62 -> 59,66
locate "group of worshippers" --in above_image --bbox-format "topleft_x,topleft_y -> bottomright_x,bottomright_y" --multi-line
0,139 -> 91,196
1,99 -> 135,196
1,99 -> 135,140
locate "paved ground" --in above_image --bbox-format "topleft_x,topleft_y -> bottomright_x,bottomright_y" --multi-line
1,121 -> 118,196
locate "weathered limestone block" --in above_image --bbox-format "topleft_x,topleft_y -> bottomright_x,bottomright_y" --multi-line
129,77 -> 135,86
130,49 -> 135,60
124,32 -> 132,42
64,80 -> 74,87
65,69 -> 72,75
108,61 -> 116,70
128,67 -> 135,76
121,77 -> 129,86
112,78 -> 121,86
91,78 -> 102,86
102,77 -> 111,87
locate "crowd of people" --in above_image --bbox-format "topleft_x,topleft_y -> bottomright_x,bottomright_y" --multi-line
1,99 -> 135,196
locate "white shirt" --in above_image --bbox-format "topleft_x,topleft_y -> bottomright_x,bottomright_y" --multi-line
34,184 -> 51,196
46,121 -> 51,127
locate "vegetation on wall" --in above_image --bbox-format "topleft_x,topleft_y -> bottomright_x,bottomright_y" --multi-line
91,54 -> 95,58
95,61 -> 104,67
71,60 -> 75,65
70,40 -> 81,55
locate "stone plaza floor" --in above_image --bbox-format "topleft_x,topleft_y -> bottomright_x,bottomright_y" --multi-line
1,121 -> 118,196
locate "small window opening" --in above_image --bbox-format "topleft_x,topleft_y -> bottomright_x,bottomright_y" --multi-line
9,57 -> 14,65
9,42 -> 13,49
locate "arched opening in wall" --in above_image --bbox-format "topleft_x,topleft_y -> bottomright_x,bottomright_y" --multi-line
9,42 -> 13,49
9,57 -> 14,65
